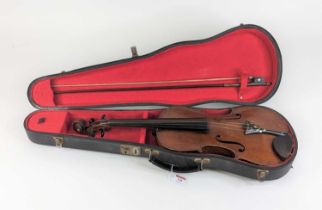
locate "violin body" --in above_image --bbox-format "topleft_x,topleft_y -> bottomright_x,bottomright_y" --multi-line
156,106 -> 294,167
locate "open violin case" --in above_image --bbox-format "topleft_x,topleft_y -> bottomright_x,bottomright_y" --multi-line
24,24 -> 297,180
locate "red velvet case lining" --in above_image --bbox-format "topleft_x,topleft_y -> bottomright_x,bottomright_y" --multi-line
25,109 -> 231,145
29,27 -> 280,108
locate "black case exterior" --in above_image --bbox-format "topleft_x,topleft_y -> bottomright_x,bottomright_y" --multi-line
24,24 -> 297,180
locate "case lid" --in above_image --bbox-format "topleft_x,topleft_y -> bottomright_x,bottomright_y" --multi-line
28,24 -> 282,109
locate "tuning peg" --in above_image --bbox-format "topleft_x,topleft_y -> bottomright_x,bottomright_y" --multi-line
72,120 -> 87,134
86,126 -> 96,137
100,128 -> 105,138
89,118 -> 95,125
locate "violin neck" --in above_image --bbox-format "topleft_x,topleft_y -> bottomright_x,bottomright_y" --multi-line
108,118 -> 208,132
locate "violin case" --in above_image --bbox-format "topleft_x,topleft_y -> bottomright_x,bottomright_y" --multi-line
24,24 -> 297,180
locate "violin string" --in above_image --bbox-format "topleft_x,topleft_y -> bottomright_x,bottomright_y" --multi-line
96,118 -> 248,126
90,120 -> 245,129
211,121 -> 245,126
94,124 -> 243,130
208,125 -> 244,132
87,122 -> 245,134
214,119 -> 245,124
87,119 -> 248,129
89,126 -> 242,135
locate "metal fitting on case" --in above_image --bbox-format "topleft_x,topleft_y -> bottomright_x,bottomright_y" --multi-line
256,169 -> 269,180
53,136 -> 64,147
120,144 -> 141,156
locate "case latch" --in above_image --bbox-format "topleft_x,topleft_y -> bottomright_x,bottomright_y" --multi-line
120,144 -> 141,156
53,136 -> 64,147
194,158 -> 210,170
144,148 -> 160,158
256,169 -> 269,180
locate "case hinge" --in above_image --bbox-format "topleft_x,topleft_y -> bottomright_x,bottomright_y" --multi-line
120,145 -> 141,156
130,46 -> 138,58
53,136 -> 64,147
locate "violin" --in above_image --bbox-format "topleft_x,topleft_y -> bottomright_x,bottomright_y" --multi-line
72,106 -> 293,166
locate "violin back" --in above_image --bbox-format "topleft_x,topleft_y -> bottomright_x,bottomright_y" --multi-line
24,24 -> 297,180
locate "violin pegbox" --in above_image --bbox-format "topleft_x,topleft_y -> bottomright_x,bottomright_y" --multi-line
72,115 -> 110,137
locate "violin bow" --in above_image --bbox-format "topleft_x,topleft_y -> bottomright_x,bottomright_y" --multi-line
52,76 -> 271,94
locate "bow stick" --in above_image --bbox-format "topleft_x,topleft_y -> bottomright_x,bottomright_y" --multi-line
52,76 -> 271,94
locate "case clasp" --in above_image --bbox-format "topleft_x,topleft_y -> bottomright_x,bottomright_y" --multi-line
256,169 -> 269,180
144,148 -> 160,158
120,145 -> 141,156
194,158 -> 210,170
53,136 -> 64,147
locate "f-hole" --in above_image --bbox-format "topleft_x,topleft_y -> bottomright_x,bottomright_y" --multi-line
201,146 -> 235,158
215,134 -> 245,152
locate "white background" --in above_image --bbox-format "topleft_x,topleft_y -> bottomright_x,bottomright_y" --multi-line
0,0 -> 322,210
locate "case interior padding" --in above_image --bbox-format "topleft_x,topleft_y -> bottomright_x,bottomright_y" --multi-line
29,27 -> 280,108
26,109 -> 231,145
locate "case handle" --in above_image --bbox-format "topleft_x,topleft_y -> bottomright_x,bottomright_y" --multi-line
149,155 -> 202,173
